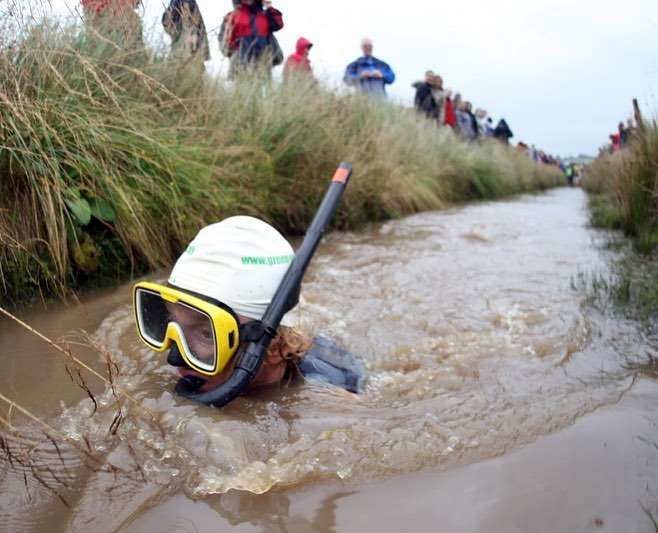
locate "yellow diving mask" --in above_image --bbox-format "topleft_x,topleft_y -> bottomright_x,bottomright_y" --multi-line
133,282 -> 243,377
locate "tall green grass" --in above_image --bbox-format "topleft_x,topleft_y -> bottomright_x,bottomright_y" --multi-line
584,119 -> 658,252
583,114 -> 658,326
0,21 -> 562,306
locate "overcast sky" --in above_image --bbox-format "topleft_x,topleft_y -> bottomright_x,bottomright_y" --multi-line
49,0 -> 658,156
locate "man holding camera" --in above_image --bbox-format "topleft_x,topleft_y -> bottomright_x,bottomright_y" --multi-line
343,38 -> 395,98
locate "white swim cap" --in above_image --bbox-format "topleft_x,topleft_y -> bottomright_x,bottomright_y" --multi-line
168,216 -> 295,320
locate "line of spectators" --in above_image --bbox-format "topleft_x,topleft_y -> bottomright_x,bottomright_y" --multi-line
82,0 -> 285,75
81,1 -> 396,92
516,143 -> 560,166
411,68 -> 566,168
82,0 -> 554,156
412,70 -> 514,145
601,119 -> 637,155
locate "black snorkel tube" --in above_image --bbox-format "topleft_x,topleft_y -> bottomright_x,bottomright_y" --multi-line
177,163 -> 353,408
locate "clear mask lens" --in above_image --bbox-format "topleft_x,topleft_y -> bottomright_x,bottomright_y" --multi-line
136,288 -> 217,372
136,288 -> 168,345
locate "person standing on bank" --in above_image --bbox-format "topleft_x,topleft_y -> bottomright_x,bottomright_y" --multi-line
456,99 -> 474,140
219,0 -> 284,78
343,38 -> 395,97
412,70 -> 440,119
430,75 -> 446,125
493,119 -> 514,145
443,89 -> 457,131
162,0 -> 210,65
283,37 -> 314,83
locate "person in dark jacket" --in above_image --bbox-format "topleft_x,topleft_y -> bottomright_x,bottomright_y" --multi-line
619,121 -> 630,148
283,37 -> 314,83
162,0 -> 210,62
219,0 -> 284,77
412,71 -> 439,119
493,119 -> 514,144
343,38 -> 395,97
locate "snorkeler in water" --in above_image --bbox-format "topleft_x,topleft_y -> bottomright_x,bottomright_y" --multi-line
133,165 -> 364,407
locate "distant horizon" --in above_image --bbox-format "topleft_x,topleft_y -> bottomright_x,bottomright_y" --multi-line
43,0 -> 658,156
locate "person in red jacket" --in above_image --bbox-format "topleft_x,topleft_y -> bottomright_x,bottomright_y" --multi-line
283,37 -> 313,83
219,0 -> 284,78
443,88 -> 457,130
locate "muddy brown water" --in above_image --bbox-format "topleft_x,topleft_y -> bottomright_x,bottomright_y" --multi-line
1,188 -> 657,532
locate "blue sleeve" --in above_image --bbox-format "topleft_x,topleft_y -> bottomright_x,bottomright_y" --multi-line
343,60 -> 360,85
378,60 -> 395,85
299,336 -> 365,393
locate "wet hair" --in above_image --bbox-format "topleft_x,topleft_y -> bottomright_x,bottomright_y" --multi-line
270,326 -> 313,385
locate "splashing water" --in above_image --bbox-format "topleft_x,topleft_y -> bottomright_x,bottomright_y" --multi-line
50,189 -> 652,501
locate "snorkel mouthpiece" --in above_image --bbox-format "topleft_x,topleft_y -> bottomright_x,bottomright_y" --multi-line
176,374 -> 207,394
167,345 -> 207,393
177,163 -> 353,408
